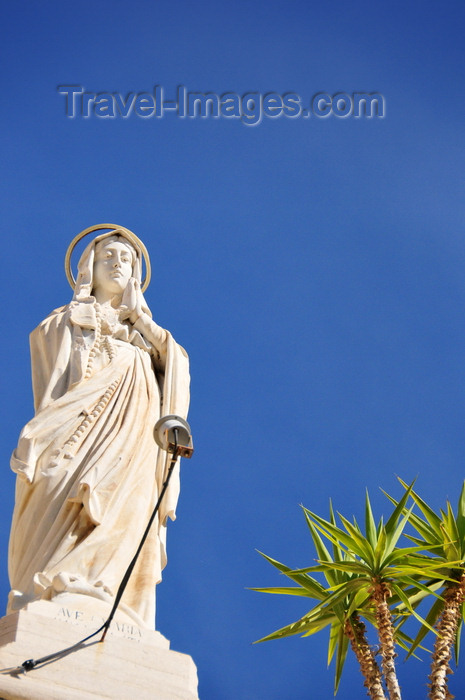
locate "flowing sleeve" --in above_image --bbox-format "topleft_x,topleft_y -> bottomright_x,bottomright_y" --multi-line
156,333 -> 191,526
30,307 -> 74,412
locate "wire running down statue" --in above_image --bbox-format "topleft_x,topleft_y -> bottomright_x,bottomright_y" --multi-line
8,224 -> 191,633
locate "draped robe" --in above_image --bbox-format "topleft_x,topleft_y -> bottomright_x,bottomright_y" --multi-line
8,294 -> 189,629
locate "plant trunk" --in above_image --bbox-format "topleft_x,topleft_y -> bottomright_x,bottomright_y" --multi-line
371,580 -> 401,700
428,572 -> 465,700
345,616 -> 386,699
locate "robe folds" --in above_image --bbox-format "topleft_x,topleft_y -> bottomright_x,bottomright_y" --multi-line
8,300 -> 190,628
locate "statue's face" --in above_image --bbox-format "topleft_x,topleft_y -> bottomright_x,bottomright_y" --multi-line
93,239 -> 134,297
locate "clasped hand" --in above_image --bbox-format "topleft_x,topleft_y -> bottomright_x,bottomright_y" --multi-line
120,278 -> 144,325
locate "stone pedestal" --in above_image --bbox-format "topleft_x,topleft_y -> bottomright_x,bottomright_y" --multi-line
0,600 -> 199,700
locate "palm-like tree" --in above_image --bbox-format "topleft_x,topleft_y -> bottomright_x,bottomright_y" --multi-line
298,489 -> 434,700
252,504 -> 386,698
253,486 -> 436,699
385,479 -> 465,700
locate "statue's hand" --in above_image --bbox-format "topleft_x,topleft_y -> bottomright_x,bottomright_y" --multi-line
120,278 -> 143,324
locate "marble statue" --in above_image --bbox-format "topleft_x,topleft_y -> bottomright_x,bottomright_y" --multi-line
7,225 -> 190,630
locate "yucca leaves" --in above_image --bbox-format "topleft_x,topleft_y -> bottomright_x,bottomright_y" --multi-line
252,485 -> 428,697
254,551 -> 327,597
252,480 -> 465,698
251,510 -> 378,694
384,478 -> 465,565
384,479 -> 465,699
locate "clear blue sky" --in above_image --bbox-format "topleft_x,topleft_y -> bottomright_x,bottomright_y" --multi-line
1,1 -> 465,698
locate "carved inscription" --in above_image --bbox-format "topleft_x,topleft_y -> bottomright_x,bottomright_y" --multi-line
56,607 -> 142,641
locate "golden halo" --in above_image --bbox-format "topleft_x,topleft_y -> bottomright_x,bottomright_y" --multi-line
65,223 -> 151,292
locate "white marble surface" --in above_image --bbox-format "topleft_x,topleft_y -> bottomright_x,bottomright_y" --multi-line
8,230 -> 190,630
0,602 -> 199,699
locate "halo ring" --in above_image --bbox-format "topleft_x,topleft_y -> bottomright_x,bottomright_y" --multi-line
65,223 -> 151,292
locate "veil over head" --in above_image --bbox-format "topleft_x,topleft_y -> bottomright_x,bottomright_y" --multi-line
73,230 -> 143,302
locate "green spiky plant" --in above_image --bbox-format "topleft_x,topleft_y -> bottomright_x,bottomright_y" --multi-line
385,479 -> 465,700
252,485 -> 442,700
252,507 -> 386,699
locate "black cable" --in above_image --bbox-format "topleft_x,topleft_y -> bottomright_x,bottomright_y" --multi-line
10,430 -> 180,675
100,428 -> 179,641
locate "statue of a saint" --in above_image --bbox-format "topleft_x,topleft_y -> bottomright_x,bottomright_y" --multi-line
7,225 -> 190,629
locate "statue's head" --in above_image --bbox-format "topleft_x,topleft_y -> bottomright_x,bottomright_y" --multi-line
72,228 -> 144,302
92,235 -> 138,298
65,224 -> 151,301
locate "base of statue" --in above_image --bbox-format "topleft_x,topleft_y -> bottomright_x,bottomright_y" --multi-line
0,600 -> 199,700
